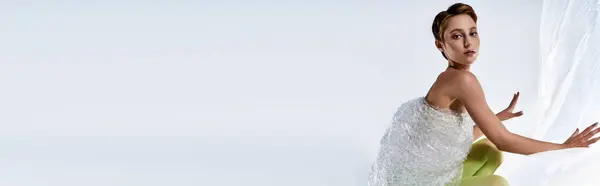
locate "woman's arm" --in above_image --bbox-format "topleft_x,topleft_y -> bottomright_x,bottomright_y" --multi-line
472,112 -> 518,141
473,126 -> 483,141
452,71 -> 565,155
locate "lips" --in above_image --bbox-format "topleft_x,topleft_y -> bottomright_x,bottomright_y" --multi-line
464,50 -> 476,55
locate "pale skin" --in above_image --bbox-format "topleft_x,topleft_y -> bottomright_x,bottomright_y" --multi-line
426,14 -> 600,155
473,92 -> 523,141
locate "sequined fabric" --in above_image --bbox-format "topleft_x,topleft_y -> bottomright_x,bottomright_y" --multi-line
368,97 -> 474,186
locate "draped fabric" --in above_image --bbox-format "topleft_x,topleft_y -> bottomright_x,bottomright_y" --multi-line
497,1 -> 600,185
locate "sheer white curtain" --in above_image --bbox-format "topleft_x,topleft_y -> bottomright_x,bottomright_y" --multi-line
496,0 -> 600,185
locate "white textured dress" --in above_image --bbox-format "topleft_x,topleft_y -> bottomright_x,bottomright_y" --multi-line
368,97 -> 474,186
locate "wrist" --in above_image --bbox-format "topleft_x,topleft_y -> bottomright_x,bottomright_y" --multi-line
556,143 -> 568,150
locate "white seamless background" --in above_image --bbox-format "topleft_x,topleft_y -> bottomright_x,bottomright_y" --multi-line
0,0 -> 598,185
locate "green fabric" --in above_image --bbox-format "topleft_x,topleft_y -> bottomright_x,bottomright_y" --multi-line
460,138 -> 509,186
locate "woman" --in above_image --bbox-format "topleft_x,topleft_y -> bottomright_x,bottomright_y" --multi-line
368,3 -> 600,186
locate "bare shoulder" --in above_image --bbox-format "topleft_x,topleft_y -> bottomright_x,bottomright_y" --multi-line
439,69 -> 479,86
439,69 -> 482,98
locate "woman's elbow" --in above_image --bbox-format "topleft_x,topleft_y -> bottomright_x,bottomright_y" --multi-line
487,132 -> 514,152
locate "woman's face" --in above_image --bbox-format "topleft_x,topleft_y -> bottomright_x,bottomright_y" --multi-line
436,14 -> 480,65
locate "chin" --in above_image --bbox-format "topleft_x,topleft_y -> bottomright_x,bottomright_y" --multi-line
463,57 -> 478,64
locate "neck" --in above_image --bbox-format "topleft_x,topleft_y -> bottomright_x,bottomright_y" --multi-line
448,60 -> 470,71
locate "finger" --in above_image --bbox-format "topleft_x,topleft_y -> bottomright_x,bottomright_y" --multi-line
509,92 -> 519,108
587,137 -> 600,146
571,128 -> 580,137
514,111 -> 524,117
584,122 -> 599,134
582,124 -> 600,140
565,128 -> 580,144
576,122 -> 598,139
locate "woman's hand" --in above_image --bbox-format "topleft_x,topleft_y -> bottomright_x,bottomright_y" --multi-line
562,122 -> 600,148
496,92 -> 524,121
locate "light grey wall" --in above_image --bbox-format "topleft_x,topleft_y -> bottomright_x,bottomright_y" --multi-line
0,1 -> 546,185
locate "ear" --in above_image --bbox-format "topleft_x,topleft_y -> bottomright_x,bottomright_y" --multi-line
435,40 -> 444,52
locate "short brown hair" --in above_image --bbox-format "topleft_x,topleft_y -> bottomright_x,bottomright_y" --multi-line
432,3 -> 478,59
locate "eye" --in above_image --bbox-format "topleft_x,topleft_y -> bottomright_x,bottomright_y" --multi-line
470,32 -> 478,36
452,34 -> 463,39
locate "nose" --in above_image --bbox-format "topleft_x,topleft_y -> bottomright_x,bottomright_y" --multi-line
464,37 -> 472,48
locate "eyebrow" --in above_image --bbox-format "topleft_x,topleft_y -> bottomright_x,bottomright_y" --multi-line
448,27 -> 477,33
